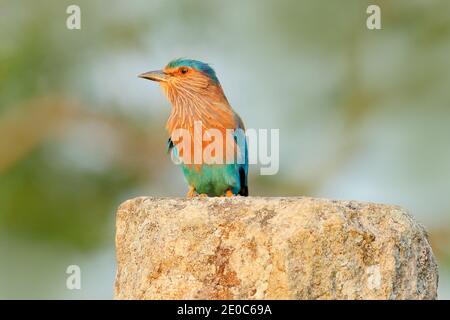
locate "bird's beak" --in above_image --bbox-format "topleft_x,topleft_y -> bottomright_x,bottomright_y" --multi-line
138,70 -> 168,82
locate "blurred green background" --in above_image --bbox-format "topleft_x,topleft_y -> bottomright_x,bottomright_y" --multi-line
1,0 -> 449,299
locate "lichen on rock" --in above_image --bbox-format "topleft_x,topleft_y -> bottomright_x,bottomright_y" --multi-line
114,197 -> 438,300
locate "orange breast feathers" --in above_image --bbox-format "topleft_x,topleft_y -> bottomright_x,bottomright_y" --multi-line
160,70 -> 244,168
167,106 -> 241,167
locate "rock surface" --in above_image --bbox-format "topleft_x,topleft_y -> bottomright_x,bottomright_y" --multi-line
114,197 -> 438,300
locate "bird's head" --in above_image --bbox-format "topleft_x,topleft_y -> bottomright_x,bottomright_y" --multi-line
139,58 -> 224,105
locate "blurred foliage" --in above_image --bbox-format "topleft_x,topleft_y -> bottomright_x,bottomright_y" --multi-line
0,0 -> 449,298
0,1 -> 159,248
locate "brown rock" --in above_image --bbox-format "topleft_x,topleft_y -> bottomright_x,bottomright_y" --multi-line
114,197 -> 438,300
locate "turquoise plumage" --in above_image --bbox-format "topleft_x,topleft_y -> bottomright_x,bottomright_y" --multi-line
140,59 -> 248,197
169,125 -> 248,196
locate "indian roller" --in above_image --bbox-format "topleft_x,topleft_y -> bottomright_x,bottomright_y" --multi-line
139,58 -> 248,197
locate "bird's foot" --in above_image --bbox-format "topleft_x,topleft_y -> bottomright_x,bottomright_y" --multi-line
186,186 -> 209,198
224,190 -> 235,197
186,186 -> 196,198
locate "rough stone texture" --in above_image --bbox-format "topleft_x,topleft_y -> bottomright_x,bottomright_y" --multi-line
114,197 -> 438,300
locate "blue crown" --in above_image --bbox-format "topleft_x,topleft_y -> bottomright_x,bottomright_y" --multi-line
167,58 -> 219,83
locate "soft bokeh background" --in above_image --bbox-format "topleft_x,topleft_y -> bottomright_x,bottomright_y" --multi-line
1,0 -> 449,299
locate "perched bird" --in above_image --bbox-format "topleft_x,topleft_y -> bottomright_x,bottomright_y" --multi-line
139,58 -> 248,197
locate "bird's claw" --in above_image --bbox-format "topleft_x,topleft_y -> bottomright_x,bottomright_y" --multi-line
187,187 -> 236,198
224,190 -> 234,197
186,186 -> 196,198
186,186 -> 209,198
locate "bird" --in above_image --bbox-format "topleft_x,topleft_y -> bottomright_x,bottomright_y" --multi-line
139,58 -> 248,197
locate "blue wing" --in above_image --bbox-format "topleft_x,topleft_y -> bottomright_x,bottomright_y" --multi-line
234,117 -> 248,196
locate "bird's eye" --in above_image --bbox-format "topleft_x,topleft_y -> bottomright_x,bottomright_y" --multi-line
180,67 -> 188,74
